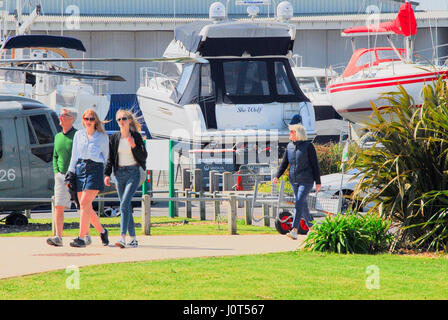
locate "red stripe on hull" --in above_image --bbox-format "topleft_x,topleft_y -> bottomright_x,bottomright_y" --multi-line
328,70 -> 448,90
329,76 -> 441,93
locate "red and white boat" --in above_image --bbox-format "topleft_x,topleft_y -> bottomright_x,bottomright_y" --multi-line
328,2 -> 448,126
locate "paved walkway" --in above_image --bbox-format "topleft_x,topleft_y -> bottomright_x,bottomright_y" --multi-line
0,234 -> 305,279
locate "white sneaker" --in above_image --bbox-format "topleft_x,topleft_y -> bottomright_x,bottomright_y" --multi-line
115,239 -> 126,249
286,230 -> 298,240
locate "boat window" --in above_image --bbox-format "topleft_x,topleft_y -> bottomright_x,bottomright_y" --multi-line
223,61 -> 270,96
296,77 -> 318,92
29,114 -> 53,145
317,77 -> 327,91
275,61 -> 295,95
356,51 -> 377,67
1,69 -> 25,82
377,50 -> 401,61
175,64 -> 195,97
157,62 -> 181,78
200,64 -> 214,97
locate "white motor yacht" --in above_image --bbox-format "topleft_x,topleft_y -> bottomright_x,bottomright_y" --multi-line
137,2 -> 316,151
0,34 -> 112,129
291,58 -> 348,144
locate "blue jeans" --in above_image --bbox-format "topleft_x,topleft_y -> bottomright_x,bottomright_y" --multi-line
292,183 -> 314,229
115,166 -> 140,237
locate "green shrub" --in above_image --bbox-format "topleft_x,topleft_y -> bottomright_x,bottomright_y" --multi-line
314,143 -> 342,175
351,79 -> 448,251
314,142 -> 361,176
304,212 -> 393,254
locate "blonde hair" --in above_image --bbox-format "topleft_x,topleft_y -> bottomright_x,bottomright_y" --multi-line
116,109 -> 142,133
289,124 -> 307,141
82,109 -> 106,133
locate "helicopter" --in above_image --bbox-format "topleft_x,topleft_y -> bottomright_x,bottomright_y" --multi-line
0,95 -> 60,225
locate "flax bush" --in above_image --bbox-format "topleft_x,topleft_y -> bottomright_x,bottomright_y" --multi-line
349,78 -> 448,251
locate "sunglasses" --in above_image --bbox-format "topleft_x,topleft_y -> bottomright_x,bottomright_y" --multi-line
117,117 -> 128,122
59,113 -> 72,118
83,117 -> 96,122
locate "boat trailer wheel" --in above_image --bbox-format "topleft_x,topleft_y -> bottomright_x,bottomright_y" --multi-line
275,211 -> 309,235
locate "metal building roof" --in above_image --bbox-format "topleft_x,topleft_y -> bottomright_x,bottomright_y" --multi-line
9,9 -> 446,33
8,0 -> 411,17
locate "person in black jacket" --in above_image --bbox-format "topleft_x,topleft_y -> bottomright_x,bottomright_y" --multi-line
104,109 -> 148,248
273,115 -> 321,240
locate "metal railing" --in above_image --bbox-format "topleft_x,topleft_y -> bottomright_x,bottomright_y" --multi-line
139,67 -> 178,91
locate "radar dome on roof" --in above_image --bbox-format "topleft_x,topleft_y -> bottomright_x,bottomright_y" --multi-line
277,1 -> 293,21
209,2 -> 226,21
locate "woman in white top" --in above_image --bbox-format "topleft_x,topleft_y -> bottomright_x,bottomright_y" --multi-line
67,109 -> 110,248
104,109 -> 147,248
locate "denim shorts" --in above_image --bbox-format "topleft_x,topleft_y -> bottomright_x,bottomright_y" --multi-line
75,159 -> 105,192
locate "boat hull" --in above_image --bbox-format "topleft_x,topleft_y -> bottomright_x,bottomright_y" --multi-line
137,86 -> 316,146
328,69 -> 448,125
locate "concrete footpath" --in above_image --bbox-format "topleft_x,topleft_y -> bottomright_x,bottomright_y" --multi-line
0,234 -> 305,279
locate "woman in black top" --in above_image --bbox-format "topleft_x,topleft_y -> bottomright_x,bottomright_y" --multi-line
273,115 -> 321,240
104,109 -> 147,248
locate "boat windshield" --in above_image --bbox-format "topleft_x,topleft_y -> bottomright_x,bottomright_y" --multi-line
223,60 -> 270,96
296,77 -> 317,92
175,64 -> 194,97
295,76 -> 327,93
170,58 -> 310,106
214,58 -> 308,104
342,47 -> 406,78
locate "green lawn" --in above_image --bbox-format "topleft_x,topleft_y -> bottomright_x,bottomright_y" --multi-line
0,216 -> 278,237
1,251 -> 447,300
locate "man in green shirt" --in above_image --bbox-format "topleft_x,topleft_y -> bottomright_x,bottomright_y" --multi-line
47,107 -> 78,247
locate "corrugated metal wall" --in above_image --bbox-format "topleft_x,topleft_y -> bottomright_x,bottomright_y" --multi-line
47,26 -> 445,94
7,0 -> 439,94
11,0 -> 405,17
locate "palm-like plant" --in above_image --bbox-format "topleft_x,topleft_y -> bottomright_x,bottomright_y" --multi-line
350,77 -> 448,251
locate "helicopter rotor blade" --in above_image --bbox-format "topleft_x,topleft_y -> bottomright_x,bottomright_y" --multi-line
0,67 -> 126,81
0,56 -> 208,64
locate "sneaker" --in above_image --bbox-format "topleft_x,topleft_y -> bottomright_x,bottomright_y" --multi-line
85,235 -> 92,246
115,239 -> 126,249
47,236 -> 63,247
286,230 -> 298,240
100,228 -> 109,246
128,239 -> 138,248
69,237 -> 86,248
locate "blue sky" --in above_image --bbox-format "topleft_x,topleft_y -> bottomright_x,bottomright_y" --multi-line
417,0 -> 447,10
